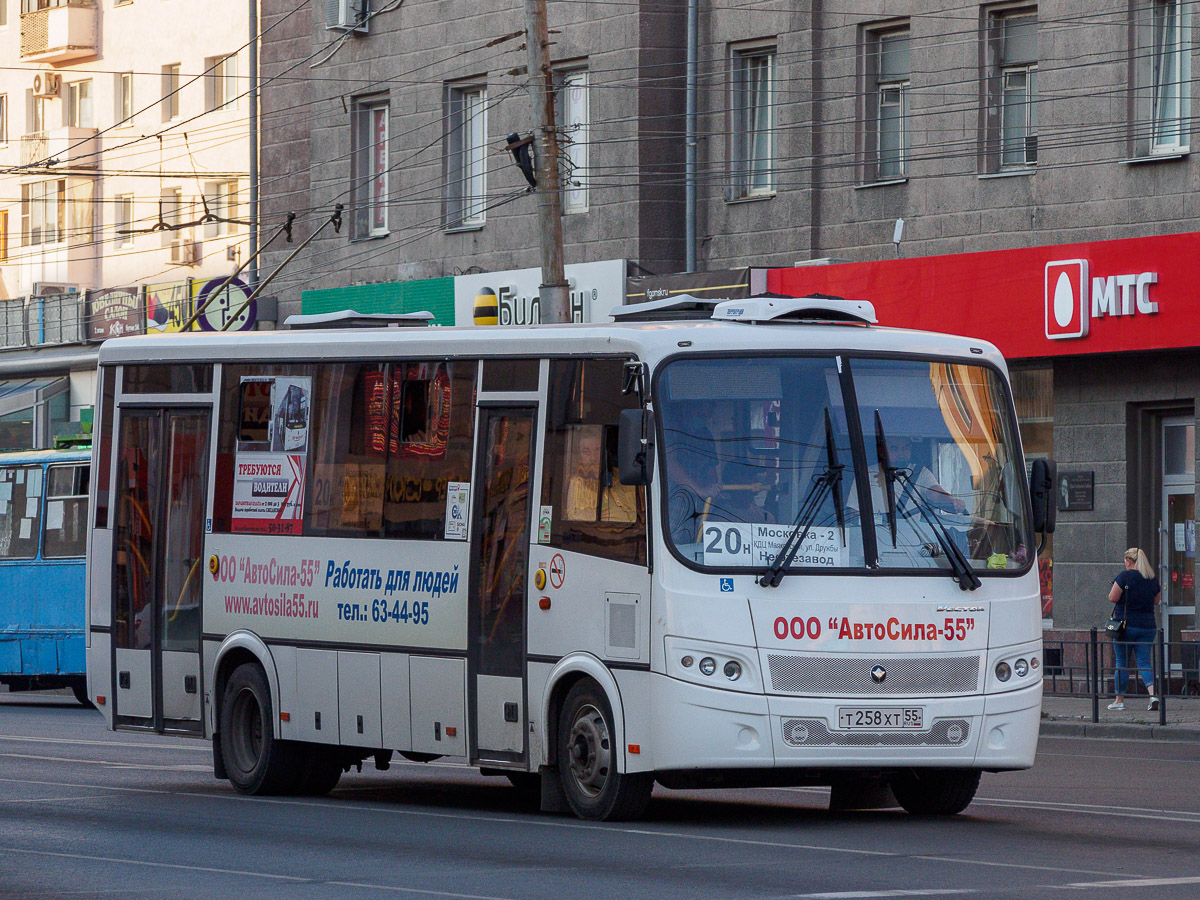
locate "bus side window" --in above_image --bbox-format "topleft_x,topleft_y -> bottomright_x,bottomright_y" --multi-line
541,359 -> 646,566
44,464 -> 89,558
0,465 -> 43,559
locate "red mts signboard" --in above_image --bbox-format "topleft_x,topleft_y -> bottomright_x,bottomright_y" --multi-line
766,231 -> 1196,359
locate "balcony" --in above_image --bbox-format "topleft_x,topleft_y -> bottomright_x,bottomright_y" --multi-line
20,127 -> 100,169
20,0 -> 98,64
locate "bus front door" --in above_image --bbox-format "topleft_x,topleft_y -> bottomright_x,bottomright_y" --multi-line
468,406 -> 535,766
112,407 -> 210,734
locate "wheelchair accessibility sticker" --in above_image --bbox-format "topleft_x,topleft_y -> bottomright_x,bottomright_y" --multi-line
720,578 -> 734,593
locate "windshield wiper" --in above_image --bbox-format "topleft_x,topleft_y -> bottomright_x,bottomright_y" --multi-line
874,415 -> 981,592
758,409 -> 844,588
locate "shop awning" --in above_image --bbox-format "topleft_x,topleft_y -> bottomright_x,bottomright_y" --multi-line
0,376 -> 68,419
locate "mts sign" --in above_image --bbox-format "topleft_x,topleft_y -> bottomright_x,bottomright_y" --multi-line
1044,259 -> 1159,341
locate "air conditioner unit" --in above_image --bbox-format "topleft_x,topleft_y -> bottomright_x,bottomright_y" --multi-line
32,282 -> 78,297
325,0 -> 368,33
33,73 -> 62,99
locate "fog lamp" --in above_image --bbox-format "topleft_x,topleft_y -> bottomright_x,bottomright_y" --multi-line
723,660 -> 742,681
699,657 -> 717,676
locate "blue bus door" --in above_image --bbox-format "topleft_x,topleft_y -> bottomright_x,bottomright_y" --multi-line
112,407 -> 211,734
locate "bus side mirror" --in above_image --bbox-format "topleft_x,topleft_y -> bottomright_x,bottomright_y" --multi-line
618,408 -> 655,486
1029,458 -> 1058,535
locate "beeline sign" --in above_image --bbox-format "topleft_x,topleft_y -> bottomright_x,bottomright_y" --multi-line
1044,259 -> 1159,341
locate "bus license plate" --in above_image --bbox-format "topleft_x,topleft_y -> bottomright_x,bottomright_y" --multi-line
837,707 -> 924,730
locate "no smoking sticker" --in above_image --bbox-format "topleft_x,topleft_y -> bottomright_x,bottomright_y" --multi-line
549,553 -> 566,589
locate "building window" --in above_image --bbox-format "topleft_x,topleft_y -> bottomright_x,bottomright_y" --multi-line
161,187 -> 193,263
863,25 -> 910,181
555,69 -> 589,212
206,54 -> 238,112
445,84 -> 487,229
729,46 -> 775,198
116,73 -> 133,125
115,194 -> 134,248
21,179 -> 66,246
203,180 -> 239,238
1152,0 -> 1189,151
986,9 -> 1037,169
162,64 -> 180,121
0,94 -> 7,144
31,93 -> 47,134
67,80 -> 93,129
0,210 -> 8,262
1133,0 -> 1192,155
350,99 -> 388,238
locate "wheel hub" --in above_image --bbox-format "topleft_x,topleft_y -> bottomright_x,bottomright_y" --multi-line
566,703 -> 610,798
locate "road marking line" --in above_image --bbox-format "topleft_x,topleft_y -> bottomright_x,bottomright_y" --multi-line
0,777 -> 1149,881
971,798 -> 1200,826
792,892 -> 975,899
1058,876 -> 1200,890
0,795 -> 106,804
0,847 -> 306,883
0,847 -> 520,899
0,734 -> 204,752
0,752 -> 209,772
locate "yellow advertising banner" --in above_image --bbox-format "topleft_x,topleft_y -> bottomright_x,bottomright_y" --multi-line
145,279 -> 196,333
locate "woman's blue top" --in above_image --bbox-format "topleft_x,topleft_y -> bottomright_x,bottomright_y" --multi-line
1113,570 -> 1160,629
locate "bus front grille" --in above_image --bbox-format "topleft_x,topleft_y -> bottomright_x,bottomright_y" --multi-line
766,654 -> 980,695
780,717 -> 972,748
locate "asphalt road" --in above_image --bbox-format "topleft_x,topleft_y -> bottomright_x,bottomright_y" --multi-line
2,693 -> 1200,900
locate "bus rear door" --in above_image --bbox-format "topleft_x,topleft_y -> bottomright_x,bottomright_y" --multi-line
112,407 -> 210,733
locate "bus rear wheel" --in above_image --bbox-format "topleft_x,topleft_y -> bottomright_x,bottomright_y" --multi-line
556,679 -> 652,821
220,663 -> 299,795
890,768 -> 981,816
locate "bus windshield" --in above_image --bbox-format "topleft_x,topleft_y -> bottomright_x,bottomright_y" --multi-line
657,355 -> 1031,575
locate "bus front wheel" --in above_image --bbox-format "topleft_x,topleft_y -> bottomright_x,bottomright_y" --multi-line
890,768 -> 981,816
556,679 -> 652,821
220,663 -> 299,795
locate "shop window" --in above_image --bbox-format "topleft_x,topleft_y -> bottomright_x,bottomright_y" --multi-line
540,358 -> 646,565
43,464 -> 89,558
0,465 -> 43,559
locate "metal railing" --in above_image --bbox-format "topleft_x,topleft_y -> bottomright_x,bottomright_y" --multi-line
1042,629 -> 1200,725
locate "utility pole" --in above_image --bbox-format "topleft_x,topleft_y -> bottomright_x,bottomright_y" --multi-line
522,0 -> 571,323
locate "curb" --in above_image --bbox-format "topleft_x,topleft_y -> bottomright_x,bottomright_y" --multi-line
1041,719 -> 1200,742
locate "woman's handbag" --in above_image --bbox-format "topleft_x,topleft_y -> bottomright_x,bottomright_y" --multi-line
1105,583 -> 1128,639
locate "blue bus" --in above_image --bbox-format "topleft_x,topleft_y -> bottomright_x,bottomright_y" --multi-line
0,448 -> 91,704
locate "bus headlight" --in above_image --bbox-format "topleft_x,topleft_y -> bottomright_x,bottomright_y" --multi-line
995,661 -> 1012,683
723,661 -> 742,681
1014,659 -> 1029,678
699,657 -> 717,676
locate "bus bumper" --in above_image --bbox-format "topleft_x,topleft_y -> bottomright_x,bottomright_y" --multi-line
647,674 -> 1041,772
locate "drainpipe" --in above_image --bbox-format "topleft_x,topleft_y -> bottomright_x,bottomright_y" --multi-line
249,0 -> 260,287
685,0 -> 698,272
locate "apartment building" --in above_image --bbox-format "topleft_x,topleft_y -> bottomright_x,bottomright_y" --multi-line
0,0 -> 251,445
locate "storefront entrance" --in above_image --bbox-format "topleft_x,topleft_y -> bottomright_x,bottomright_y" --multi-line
1161,416 -> 1196,670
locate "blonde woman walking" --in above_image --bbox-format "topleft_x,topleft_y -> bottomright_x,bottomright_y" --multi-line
1107,547 -> 1161,711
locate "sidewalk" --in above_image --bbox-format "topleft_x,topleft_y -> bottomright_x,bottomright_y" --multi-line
1040,692 -> 1200,741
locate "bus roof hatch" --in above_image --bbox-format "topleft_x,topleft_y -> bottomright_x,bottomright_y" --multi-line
711,296 -> 877,325
609,294 -> 720,322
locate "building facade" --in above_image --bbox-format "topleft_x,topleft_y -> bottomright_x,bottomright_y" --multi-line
0,0 -> 252,445
258,2 -> 1198,652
